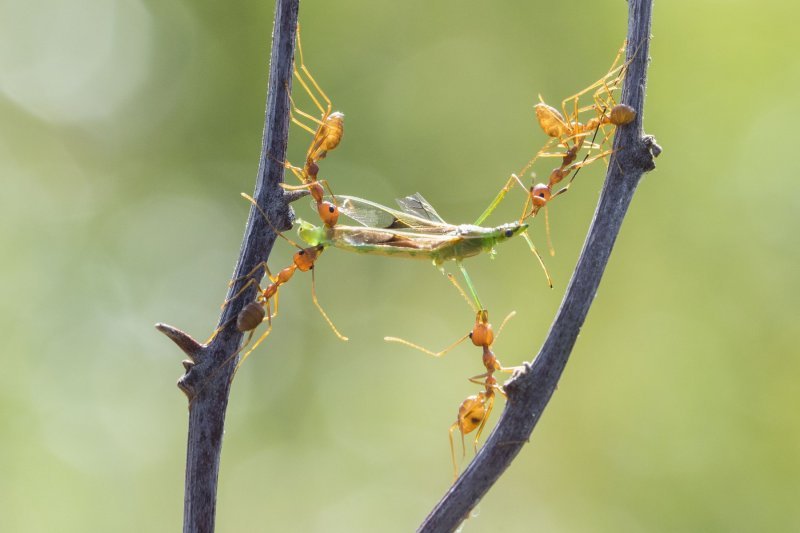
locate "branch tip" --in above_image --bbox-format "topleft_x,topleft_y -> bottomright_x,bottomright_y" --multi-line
155,323 -> 203,361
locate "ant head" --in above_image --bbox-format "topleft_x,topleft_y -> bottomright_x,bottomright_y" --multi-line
294,246 -> 322,272
317,200 -> 339,227
471,310 -> 494,347
530,183 -> 552,208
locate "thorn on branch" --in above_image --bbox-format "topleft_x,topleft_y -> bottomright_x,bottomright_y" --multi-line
283,188 -> 311,204
156,323 -> 204,360
155,323 -> 207,401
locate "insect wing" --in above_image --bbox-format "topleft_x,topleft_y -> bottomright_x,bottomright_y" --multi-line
394,193 -> 447,224
336,196 -> 397,227
336,195 -> 453,233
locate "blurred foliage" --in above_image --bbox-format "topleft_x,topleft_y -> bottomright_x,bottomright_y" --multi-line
1,0 -> 798,531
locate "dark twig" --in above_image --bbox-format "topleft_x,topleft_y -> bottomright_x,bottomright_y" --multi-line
155,0 -> 299,531
418,0 -> 659,531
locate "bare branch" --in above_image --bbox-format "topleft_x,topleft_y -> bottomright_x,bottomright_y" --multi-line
155,0 -> 300,531
418,0 -> 659,531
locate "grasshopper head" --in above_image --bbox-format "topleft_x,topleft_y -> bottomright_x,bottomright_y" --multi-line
296,218 -> 325,247
496,221 -> 528,243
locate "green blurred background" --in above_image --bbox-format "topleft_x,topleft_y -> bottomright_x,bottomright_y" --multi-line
2,0 -> 797,531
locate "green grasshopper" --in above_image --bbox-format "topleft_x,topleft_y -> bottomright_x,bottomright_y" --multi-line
297,192 -> 550,310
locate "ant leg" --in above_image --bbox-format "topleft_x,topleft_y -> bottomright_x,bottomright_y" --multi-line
203,315 -> 238,345
280,182 -> 317,192
536,148 -> 580,159
475,133 -> 561,226
449,422 -> 464,481
560,58 -> 626,118
550,148 -> 614,202
468,372 -> 491,386
520,231 -> 553,288
288,97 -> 319,136
544,206 -> 555,257
318,179 -> 339,205
384,331 -> 471,358
518,191 -> 533,225
241,193 -> 304,249
294,23 -> 332,118
231,330 -> 258,372
594,77 -> 620,112
283,160 -> 309,183
472,395 -> 494,454
310,266 -> 348,341
559,45 -> 627,131
563,93 -> 580,139
289,89 -> 329,131
270,283 -> 280,319
192,304 -> 271,402
227,261 -> 271,289
222,278 -> 261,309
234,306 -> 274,375
203,267 -> 277,367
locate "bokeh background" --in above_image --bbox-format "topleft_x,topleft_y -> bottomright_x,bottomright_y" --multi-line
2,0 -> 797,531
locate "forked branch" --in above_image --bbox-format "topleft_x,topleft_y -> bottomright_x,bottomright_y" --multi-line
155,0 -> 300,531
418,0 -> 659,531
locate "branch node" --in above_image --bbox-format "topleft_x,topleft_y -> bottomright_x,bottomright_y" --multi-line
504,361 -> 533,393
177,356 -> 213,402
177,376 -> 196,402
644,135 -> 662,158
